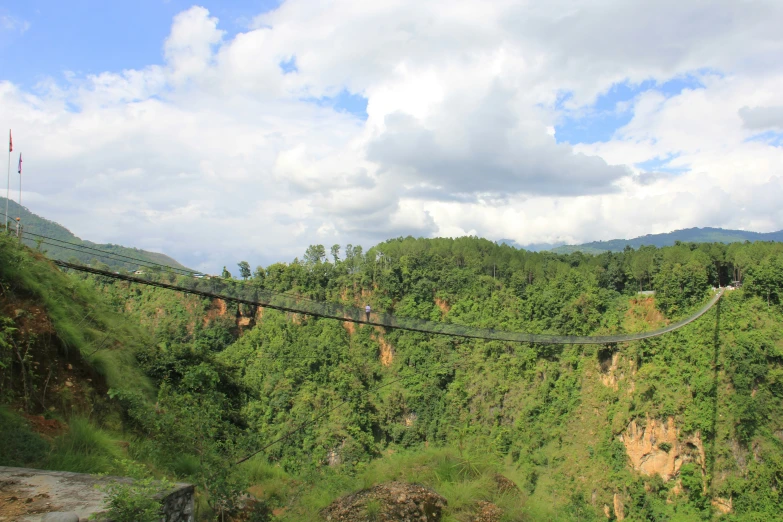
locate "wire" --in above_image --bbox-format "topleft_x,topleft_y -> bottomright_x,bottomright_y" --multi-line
26,229 -> 370,306
43,259 -> 723,461
23,230 -> 200,275
36,239 -> 194,277
30,231 -> 352,306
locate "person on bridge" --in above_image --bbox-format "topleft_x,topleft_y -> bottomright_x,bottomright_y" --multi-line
365,304 -> 371,322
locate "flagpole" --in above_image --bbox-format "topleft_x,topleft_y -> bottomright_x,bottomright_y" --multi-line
5,130 -> 9,233
17,154 -> 22,239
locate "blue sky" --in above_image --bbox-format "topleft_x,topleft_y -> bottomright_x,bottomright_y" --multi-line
2,1 -> 370,118
1,1 -> 280,88
2,0 -> 781,270
554,76 -> 706,145
2,1 -> 711,145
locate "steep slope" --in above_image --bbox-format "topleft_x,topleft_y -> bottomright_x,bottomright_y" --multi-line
1,197 -> 190,271
0,232 -> 154,471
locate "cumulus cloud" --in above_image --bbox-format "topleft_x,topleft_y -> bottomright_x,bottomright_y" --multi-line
738,106 -> 783,130
2,1 -> 783,271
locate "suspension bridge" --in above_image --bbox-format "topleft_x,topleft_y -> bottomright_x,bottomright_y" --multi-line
18,230 -> 725,345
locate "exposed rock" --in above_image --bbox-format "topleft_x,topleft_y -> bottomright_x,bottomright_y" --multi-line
492,474 -> 520,494
42,513 -> 79,522
377,334 -> 394,367
321,482 -> 447,522
0,466 -> 193,522
603,504 -> 611,518
619,416 -> 704,481
600,352 -> 621,390
613,493 -> 625,521
434,298 -> 450,315
343,319 -> 356,336
472,501 -> 502,522
327,440 -> 346,467
712,496 -> 733,515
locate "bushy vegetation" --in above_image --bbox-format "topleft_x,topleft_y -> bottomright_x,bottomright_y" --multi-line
2,232 -> 782,521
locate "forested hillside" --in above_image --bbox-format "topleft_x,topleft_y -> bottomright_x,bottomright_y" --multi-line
1,197 -> 190,272
1,233 -> 782,521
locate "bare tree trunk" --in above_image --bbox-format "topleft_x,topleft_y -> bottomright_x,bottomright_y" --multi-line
11,339 -> 30,412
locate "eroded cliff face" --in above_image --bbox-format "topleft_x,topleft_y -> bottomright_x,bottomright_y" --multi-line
378,335 -> 394,367
599,351 -> 636,393
619,416 -> 704,481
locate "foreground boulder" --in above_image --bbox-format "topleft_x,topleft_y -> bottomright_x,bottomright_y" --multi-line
321,481 -> 447,522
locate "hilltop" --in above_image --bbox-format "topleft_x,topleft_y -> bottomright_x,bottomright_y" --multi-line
1,197 -> 190,272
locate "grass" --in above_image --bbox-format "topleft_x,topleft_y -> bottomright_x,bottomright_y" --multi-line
364,498 -> 382,521
248,445 -> 530,522
0,407 -> 49,467
0,408 -> 129,476
0,233 -> 154,399
45,416 -> 125,474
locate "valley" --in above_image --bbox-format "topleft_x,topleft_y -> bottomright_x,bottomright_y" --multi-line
1,230 -> 782,521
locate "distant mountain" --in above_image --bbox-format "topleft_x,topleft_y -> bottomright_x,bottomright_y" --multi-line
496,238 -> 566,252
550,227 -> 783,254
1,198 -> 191,272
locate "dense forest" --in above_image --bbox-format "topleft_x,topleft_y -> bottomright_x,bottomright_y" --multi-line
1,232 -> 782,521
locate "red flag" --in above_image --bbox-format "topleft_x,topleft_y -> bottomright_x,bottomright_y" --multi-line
8,130 -> 11,152
18,154 -> 22,175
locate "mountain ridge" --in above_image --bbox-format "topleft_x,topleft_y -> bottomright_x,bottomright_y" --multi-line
500,226 -> 783,254
1,197 -> 190,272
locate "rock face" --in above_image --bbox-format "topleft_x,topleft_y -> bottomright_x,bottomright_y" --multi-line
613,493 -> 625,521
619,416 -> 704,481
321,482 -> 447,522
712,496 -> 733,515
600,352 -> 622,390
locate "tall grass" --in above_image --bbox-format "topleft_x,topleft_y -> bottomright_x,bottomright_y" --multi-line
45,416 -> 124,474
0,233 -> 153,398
257,445 -> 530,522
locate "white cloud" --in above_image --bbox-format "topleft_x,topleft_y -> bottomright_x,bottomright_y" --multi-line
1,14 -> 30,34
739,106 -> 783,130
2,1 -> 783,271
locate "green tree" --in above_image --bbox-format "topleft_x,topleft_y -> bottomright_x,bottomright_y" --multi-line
331,244 -> 341,264
252,265 -> 266,286
221,266 -> 232,279
304,245 -> 326,266
237,261 -> 251,281
630,246 -> 655,291
745,254 -> 783,306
